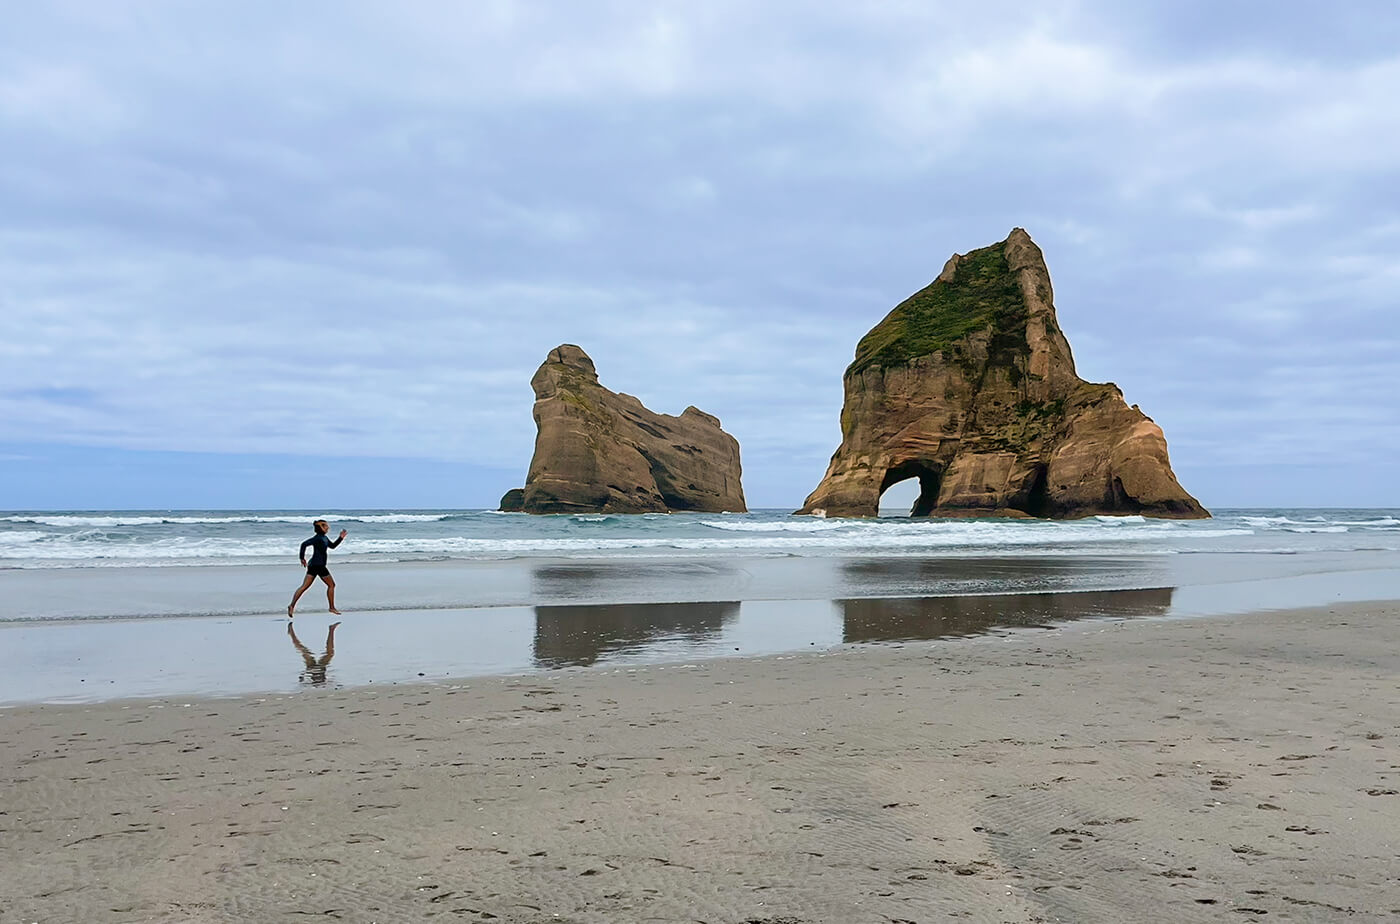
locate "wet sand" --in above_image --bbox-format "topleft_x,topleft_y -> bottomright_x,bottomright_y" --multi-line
6,548 -> 1396,622
7,564 -> 1400,705
2,601 -> 1398,922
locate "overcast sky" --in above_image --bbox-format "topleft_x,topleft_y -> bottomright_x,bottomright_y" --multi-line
2,1 -> 1397,510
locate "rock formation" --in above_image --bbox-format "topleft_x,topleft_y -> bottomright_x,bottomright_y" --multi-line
798,229 -> 1207,520
503,345 -> 747,514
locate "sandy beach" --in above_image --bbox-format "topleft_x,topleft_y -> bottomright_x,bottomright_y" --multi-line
3,601 -> 1397,923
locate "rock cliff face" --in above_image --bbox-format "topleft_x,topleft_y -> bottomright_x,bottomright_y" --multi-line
505,345 -> 746,514
798,229 -> 1207,520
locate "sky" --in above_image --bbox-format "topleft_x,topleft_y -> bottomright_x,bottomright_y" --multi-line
2,1 -> 1397,510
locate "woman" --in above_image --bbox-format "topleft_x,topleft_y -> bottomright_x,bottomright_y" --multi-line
288,519 -> 347,617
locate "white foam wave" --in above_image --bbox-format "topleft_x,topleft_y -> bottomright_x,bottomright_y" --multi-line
8,505 -> 1394,571
0,524 -> 1260,565
700,519 -> 854,532
0,513 -> 453,527
1231,515 -> 1388,530
0,530 -> 47,543
349,514 -> 456,523
0,537 -> 299,561
1239,516 -> 1300,526
704,517 -> 1182,538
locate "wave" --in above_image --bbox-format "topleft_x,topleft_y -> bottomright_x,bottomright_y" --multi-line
702,517 -> 1183,537
700,519 -> 854,532
0,524 -> 1260,565
4,508 -> 1395,572
0,529 -> 49,547
1230,515 -> 1390,529
0,513 -> 456,527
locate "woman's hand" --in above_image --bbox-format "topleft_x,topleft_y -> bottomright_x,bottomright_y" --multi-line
338,529 -> 348,539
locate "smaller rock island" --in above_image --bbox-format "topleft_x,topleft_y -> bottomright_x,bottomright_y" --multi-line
501,345 -> 747,514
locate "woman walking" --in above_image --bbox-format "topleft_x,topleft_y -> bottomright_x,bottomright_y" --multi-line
288,519 -> 346,617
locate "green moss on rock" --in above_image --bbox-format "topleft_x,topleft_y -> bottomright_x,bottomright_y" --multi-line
1015,397 -> 1065,419
848,240 -> 1027,376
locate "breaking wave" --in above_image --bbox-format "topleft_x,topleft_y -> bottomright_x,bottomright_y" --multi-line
0,507 -> 1394,569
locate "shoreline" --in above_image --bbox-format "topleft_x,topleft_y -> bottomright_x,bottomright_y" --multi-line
5,546 -> 1396,623
3,600 -> 1398,921
4,560 -> 1400,706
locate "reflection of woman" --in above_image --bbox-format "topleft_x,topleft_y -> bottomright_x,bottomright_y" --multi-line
288,621 -> 340,685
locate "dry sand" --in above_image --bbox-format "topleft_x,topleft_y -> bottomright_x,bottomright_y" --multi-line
2,602 -> 1398,923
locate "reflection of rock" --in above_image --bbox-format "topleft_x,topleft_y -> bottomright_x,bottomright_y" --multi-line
839,555 -> 1174,598
530,561 -> 740,605
841,587 -> 1174,643
533,601 -> 740,667
506,344 -> 746,514
799,229 -> 1206,519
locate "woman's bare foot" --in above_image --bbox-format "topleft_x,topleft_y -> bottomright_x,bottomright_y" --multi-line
329,607 -> 341,615
287,604 -> 295,618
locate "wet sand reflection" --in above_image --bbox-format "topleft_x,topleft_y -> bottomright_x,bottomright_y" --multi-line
533,601 -> 740,668
840,556 -> 1174,597
288,621 -> 340,685
841,587 -> 1175,644
531,561 -> 742,604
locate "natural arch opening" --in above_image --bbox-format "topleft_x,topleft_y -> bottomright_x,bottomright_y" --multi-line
879,461 -> 943,518
1017,464 -> 1053,518
1108,476 -> 1146,514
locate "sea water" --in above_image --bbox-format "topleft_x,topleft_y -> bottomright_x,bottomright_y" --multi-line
2,507 -> 1394,574
1,508 -> 1396,703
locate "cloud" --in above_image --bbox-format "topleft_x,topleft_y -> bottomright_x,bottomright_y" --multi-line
1,1 -> 1398,506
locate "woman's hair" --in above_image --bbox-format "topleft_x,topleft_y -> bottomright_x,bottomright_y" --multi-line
313,520 -> 328,533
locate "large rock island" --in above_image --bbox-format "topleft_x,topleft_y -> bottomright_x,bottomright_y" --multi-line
798,229 -> 1207,519
503,345 -> 746,514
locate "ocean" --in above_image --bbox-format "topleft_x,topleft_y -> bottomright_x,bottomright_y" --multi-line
2,508 -> 1397,703
4,507 -> 1395,575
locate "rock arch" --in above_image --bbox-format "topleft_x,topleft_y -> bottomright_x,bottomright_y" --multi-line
798,229 -> 1207,520
880,460 -> 944,517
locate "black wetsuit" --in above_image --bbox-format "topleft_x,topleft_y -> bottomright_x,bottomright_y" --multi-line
300,533 -> 342,577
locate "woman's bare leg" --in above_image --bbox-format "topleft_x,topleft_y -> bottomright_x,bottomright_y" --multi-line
323,622 -> 339,663
289,574 -> 316,617
323,575 -> 340,614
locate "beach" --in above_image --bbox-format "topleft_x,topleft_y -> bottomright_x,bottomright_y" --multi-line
3,599 -> 1397,923
7,3 -> 1398,922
